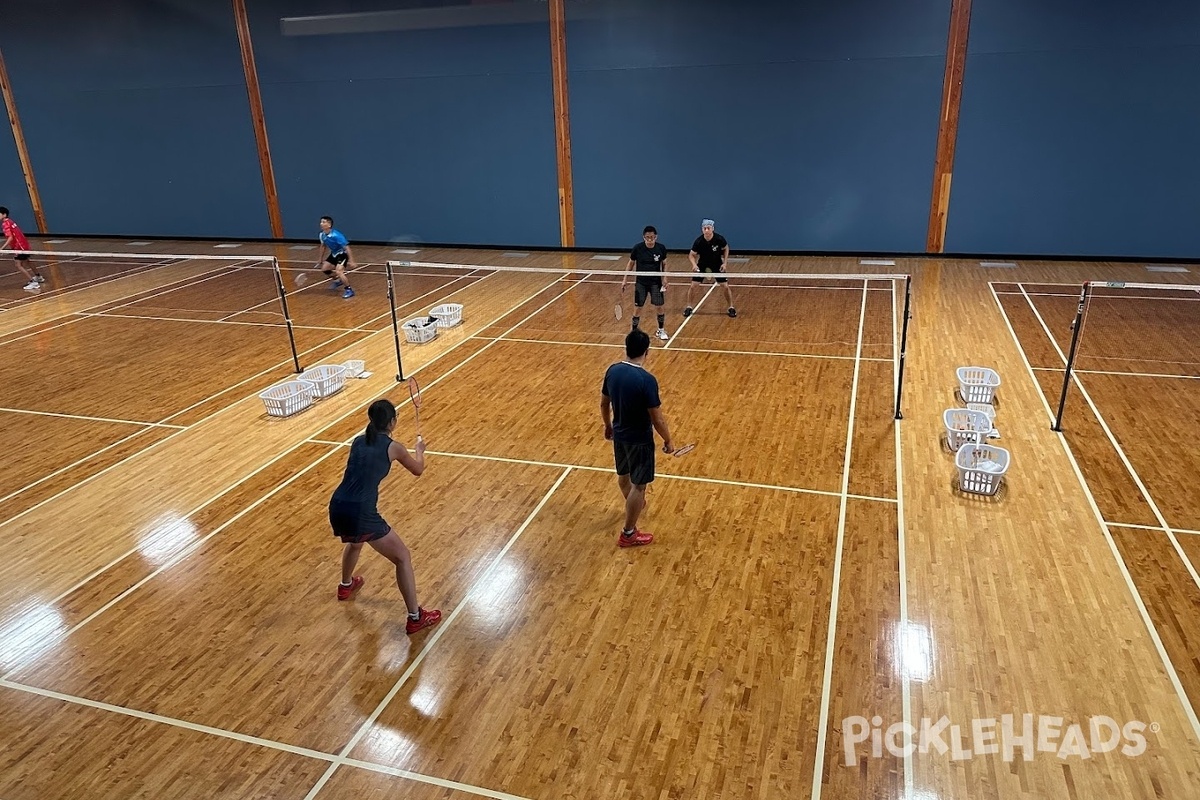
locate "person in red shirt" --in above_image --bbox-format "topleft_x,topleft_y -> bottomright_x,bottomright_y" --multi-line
0,207 -> 45,292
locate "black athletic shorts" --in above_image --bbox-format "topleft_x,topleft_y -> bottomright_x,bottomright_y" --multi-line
634,280 -> 665,307
15,254 -> 29,262
692,264 -> 727,283
329,499 -> 390,543
325,252 -> 349,267
614,440 -> 655,486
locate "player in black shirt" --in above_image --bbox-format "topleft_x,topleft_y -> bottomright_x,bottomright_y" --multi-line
621,225 -> 670,341
684,219 -> 736,318
601,328 -> 674,547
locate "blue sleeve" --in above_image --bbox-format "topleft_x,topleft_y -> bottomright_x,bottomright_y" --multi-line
646,374 -> 661,409
333,231 -> 349,248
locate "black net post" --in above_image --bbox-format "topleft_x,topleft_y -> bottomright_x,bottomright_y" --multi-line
894,274 -> 913,420
385,260 -> 406,381
1053,280 -> 1091,432
271,257 -> 302,373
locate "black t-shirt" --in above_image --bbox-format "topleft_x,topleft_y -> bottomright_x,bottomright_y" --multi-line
630,241 -> 668,283
691,233 -> 728,268
601,361 -> 661,445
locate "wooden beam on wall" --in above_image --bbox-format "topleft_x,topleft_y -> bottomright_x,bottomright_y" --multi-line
548,0 -> 576,248
926,0 -> 973,253
232,0 -> 285,239
0,45 -> 47,233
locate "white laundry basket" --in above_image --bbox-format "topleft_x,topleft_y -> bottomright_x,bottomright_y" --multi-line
299,364 -> 348,398
342,359 -> 365,378
943,408 -> 992,452
259,379 -> 316,418
966,401 -> 1000,437
403,317 -> 438,344
955,443 -> 1011,496
957,366 -> 1001,405
429,303 -> 464,328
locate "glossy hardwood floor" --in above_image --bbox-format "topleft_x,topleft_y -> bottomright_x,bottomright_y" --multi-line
0,237 -> 1198,799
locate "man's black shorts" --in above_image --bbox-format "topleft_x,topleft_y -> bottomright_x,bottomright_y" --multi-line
634,280 -> 665,307
692,264 -> 727,283
614,440 -> 655,485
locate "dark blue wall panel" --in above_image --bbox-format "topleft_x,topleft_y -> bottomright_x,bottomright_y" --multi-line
0,1 -> 268,239
947,0 -> 1200,257
247,1 -> 560,246
566,0 -> 950,252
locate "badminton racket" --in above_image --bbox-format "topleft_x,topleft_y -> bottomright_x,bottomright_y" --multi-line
670,442 -> 696,457
294,271 -> 309,288
407,376 -> 423,441
615,285 -> 625,321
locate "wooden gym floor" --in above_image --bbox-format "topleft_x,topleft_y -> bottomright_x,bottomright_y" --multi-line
0,238 -> 1198,799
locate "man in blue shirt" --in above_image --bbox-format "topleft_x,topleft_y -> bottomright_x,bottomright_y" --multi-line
601,328 -> 675,547
314,215 -> 357,299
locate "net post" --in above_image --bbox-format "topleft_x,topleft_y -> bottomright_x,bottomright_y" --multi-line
894,274 -> 913,420
1052,280 -> 1090,432
270,257 -> 302,373
385,260 -> 405,381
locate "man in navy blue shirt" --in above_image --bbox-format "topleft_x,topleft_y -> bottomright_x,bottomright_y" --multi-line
313,215 -> 357,299
600,328 -> 675,547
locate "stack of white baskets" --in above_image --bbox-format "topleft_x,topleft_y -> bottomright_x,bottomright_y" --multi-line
948,366 -> 1011,496
258,362 -> 357,418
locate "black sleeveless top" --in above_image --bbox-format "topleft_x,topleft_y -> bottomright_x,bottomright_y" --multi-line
331,433 -> 393,511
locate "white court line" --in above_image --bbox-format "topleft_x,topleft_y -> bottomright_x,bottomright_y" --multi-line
301,468 -> 573,800
665,282 -> 716,348
1018,283 -> 1200,595
0,679 -> 527,800
0,679 -> 334,761
1001,291 -> 1200,302
811,279 -> 869,800
303,444 -> 899,505
990,283 -> 1200,744
1030,366 -> 1200,381
1105,521 -> 1200,536
0,406 -> 184,429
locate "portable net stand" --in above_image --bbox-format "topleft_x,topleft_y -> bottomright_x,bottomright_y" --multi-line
388,259 -> 914,419
1053,279 -> 1200,431
19,247 -> 302,374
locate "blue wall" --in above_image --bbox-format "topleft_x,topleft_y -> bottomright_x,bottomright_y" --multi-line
0,1 -> 268,238
245,0 -> 560,245
1,0 -> 1196,256
947,0 -> 1200,258
566,0 -> 949,253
